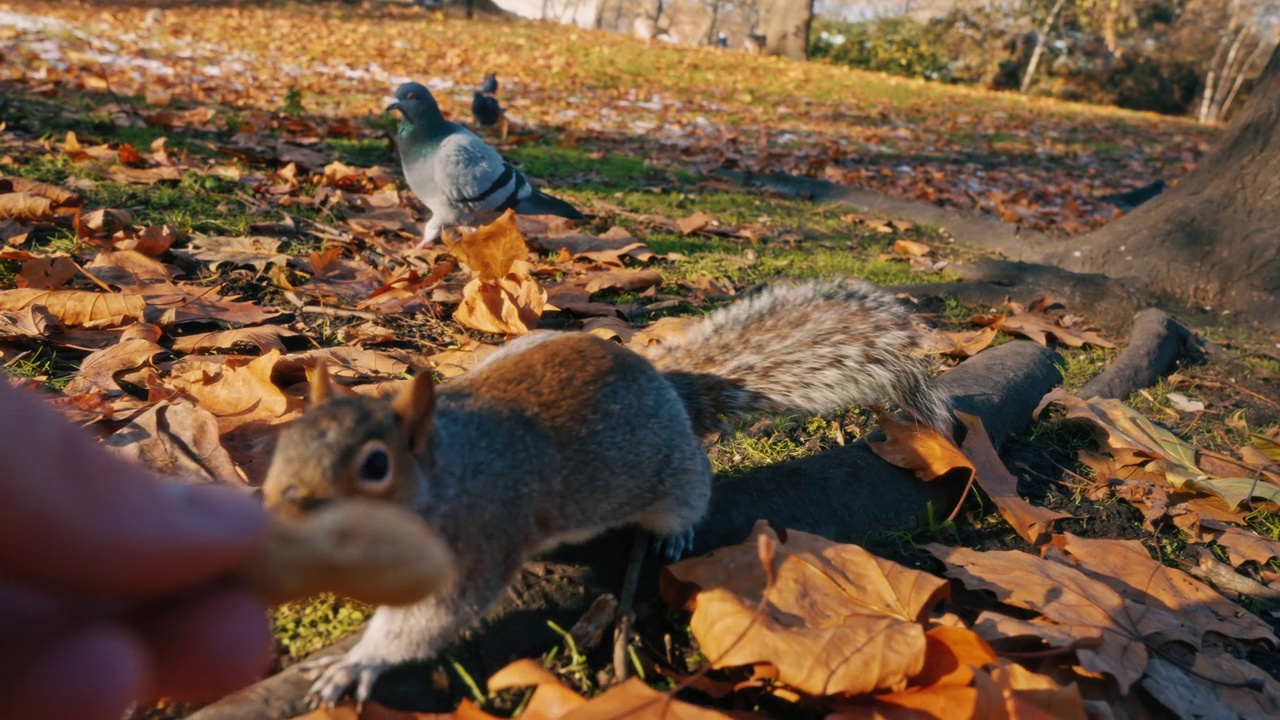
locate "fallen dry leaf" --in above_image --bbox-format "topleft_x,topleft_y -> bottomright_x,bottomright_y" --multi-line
140,283 -> 282,327
627,315 -> 698,351
1184,517 -> 1280,568
1038,390 -> 1280,511
179,235 -> 292,273
957,412 -> 1070,545
971,299 -> 1114,348
1141,651 -> 1280,718
166,350 -> 296,432
105,400 -> 246,484
868,410 -> 972,483
171,325 -> 301,354
662,521 -> 949,696
583,269 -> 663,294
0,288 -> 147,327
930,326 -> 998,358
449,209 -> 529,281
989,660 -> 1087,720
83,249 -> 174,286
453,274 -> 547,336
63,336 -> 166,397
428,337 -> 500,379
0,306 -> 60,339
558,677 -> 735,720
0,192 -> 55,221
1,176 -> 82,208
927,543 -> 1196,693
274,347 -> 414,380
486,659 -> 587,720
677,211 -> 716,235
1046,533 -> 1275,646
15,256 -> 78,289
120,224 -> 180,256
891,238 -> 932,257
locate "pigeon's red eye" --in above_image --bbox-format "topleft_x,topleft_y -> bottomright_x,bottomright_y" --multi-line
407,93 -> 417,100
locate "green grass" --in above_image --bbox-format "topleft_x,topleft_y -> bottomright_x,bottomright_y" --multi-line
1056,346 -> 1119,392
270,594 -> 371,661
4,347 -> 76,391
325,135 -> 395,167
507,144 -> 658,186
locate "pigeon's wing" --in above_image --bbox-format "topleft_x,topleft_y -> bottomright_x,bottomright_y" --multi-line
433,131 -> 531,212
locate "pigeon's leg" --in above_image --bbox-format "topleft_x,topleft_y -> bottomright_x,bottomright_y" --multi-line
415,216 -> 443,249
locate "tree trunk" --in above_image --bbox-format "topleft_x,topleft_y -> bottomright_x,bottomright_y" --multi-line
1035,43 -> 1280,326
761,0 -> 812,60
1020,0 -> 1067,94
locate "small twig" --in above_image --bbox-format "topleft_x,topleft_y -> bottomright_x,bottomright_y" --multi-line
612,531 -> 649,682
298,305 -> 379,321
996,635 -> 1105,660
1186,546 -> 1280,611
71,259 -> 114,292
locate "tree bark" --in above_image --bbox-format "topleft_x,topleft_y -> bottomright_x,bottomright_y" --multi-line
761,0 -> 812,60
1033,43 -> 1280,330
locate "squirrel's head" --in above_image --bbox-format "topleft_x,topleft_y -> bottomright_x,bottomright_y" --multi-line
261,363 -> 435,518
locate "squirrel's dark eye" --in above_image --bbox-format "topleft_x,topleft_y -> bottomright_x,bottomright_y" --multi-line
353,440 -> 393,494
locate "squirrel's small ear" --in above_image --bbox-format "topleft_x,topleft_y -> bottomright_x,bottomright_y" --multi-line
308,359 -> 356,404
308,359 -> 334,404
392,372 -> 435,451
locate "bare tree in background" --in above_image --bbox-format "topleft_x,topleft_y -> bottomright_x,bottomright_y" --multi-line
1199,0 -> 1277,123
757,0 -> 813,59
1020,0 -> 1068,93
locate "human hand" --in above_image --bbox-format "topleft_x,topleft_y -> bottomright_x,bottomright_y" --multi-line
0,382 -> 273,720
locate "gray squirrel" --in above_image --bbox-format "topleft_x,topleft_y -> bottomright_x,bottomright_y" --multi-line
261,278 -> 952,707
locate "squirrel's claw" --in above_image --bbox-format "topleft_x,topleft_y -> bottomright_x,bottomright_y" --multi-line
302,655 -> 389,709
652,528 -> 696,563
297,655 -> 342,683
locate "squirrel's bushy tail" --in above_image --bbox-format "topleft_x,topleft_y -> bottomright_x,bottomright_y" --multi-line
646,279 -> 952,435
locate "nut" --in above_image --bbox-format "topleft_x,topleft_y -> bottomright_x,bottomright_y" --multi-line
237,498 -> 455,606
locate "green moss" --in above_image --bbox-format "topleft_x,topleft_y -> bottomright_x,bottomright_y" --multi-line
270,594 -> 371,661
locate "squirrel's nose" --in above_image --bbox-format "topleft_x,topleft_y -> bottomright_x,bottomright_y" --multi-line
264,485 -> 331,516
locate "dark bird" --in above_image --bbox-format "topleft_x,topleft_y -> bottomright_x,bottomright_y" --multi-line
1098,179 -> 1167,212
388,81 -> 583,248
471,73 -> 502,128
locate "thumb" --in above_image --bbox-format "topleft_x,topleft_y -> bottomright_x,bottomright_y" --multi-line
0,383 -> 265,597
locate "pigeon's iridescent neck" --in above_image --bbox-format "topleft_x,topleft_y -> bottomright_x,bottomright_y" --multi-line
400,114 -> 448,142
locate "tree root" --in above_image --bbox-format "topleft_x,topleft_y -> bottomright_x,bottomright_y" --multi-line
894,260 -> 1144,334
191,341 -> 1061,719
1078,309 -> 1193,400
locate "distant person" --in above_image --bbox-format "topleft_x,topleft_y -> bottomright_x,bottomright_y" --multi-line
0,382 -> 273,720
716,31 -> 728,49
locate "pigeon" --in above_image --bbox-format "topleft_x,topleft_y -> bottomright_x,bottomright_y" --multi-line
388,81 -> 583,248
471,73 -> 501,128
1098,179 -> 1167,212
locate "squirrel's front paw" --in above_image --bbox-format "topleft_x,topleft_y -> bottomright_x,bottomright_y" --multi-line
302,654 -> 390,709
652,528 -> 696,563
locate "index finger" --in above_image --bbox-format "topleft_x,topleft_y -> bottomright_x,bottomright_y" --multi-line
0,383 -> 266,597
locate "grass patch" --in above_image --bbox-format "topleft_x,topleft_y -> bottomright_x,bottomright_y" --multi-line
507,144 -> 657,186
270,594 -> 371,661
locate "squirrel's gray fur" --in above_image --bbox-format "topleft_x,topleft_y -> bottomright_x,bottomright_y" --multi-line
260,278 -> 950,708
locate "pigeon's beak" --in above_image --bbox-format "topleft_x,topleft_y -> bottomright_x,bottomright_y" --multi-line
386,101 -> 402,113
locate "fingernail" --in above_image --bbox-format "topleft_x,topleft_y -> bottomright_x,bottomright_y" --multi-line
168,482 -> 265,543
